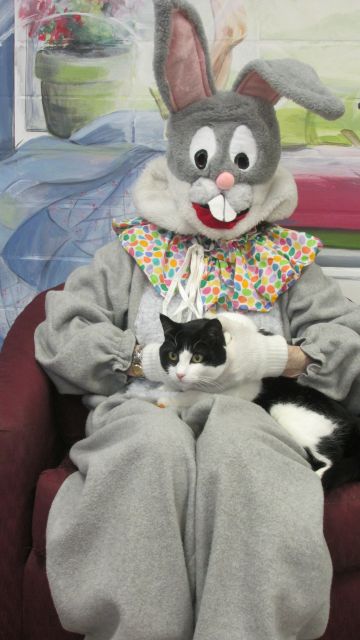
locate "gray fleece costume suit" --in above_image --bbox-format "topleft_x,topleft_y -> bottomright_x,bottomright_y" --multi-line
35,240 -> 360,640
34,1 -> 360,639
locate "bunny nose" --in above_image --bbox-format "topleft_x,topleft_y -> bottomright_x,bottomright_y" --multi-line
216,172 -> 235,191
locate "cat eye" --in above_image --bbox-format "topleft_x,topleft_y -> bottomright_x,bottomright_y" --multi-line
191,354 -> 204,363
229,125 -> 257,171
168,352 -> 178,362
190,126 -> 217,171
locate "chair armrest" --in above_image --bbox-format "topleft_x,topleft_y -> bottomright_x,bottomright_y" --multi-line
0,289 -> 64,638
0,329 -> 59,495
0,289 -> 62,477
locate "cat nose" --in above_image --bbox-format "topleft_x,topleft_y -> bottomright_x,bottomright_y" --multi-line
177,372 -> 185,380
216,171 -> 235,191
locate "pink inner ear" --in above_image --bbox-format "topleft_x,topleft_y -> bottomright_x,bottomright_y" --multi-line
165,10 -> 213,112
236,70 -> 280,104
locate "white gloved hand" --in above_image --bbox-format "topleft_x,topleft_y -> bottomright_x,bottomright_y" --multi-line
218,313 -> 288,384
141,342 -> 168,382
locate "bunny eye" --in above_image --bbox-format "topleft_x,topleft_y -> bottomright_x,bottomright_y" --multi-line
229,125 -> 257,171
194,150 -> 208,170
190,127 -> 217,171
234,152 -> 250,170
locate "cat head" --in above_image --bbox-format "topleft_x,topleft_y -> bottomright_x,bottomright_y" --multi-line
133,0 -> 344,241
159,313 -> 227,390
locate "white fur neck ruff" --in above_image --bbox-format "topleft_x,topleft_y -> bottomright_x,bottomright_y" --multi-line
132,156 -> 298,241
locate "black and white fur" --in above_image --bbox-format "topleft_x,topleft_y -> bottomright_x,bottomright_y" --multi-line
157,313 -> 360,492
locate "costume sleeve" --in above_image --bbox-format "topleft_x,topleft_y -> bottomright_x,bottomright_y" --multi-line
283,262 -> 360,412
34,241 -> 136,396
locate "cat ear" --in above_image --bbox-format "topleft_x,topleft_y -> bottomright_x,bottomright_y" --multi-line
206,318 -> 224,341
160,314 -> 178,335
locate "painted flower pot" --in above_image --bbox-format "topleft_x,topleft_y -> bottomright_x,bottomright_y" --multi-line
35,44 -> 134,138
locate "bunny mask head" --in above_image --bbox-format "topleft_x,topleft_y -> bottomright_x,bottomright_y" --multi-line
133,0 -> 344,241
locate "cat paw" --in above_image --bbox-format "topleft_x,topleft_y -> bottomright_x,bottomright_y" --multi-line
156,396 -> 183,416
156,397 -> 172,409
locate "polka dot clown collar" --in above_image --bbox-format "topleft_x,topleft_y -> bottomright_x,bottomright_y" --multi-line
112,217 -> 322,315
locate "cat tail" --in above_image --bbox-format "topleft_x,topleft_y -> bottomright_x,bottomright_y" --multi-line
322,456 -> 360,491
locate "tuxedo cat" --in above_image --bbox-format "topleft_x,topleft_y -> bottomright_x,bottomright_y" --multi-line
157,313 -> 360,492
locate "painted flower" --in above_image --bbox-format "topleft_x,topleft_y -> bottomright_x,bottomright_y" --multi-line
104,0 -> 144,19
18,0 -> 144,45
18,0 -> 56,37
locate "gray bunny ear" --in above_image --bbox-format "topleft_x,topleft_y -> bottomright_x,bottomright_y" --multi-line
153,0 -> 216,113
232,59 -> 344,120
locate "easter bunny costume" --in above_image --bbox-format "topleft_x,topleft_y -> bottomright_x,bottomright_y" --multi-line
35,1 -> 360,639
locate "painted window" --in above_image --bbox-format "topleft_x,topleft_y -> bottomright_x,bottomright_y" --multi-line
0,0 -> 14,156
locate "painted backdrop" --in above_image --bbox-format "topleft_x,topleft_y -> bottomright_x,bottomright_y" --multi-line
0,0 -> 360,347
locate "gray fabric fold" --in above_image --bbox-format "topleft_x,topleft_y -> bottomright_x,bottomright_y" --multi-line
46,395 -> 332,640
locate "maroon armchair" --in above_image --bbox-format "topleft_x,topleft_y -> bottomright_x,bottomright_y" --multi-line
1,288 -> 360,640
